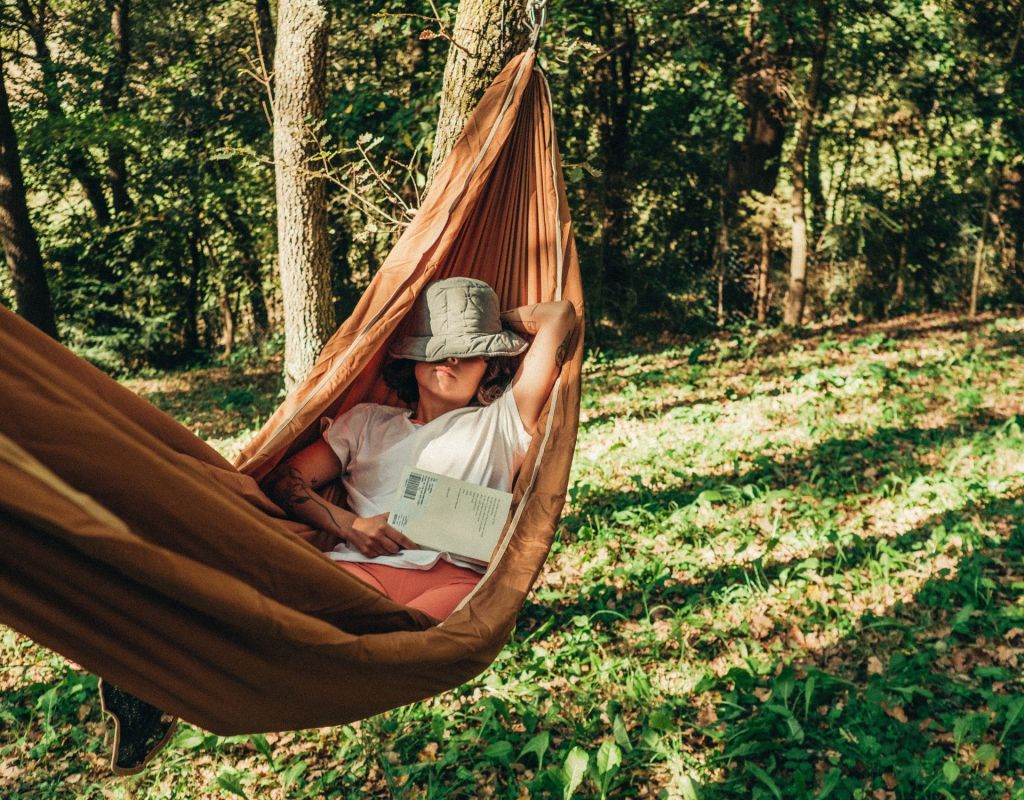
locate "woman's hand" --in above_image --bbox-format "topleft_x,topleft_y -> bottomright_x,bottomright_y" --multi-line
345,514 -> 417,558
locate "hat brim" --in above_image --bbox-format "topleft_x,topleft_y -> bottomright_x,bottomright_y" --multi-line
389,330 -> 529,361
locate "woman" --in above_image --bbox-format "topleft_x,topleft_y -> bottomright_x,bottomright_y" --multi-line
266,276 -> 576,620
101,278 -> 575,774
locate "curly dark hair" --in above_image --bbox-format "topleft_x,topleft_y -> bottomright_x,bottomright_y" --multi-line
382,356 -> 518,407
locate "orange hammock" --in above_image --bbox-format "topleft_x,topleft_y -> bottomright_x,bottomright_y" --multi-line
0,50 -> 582,734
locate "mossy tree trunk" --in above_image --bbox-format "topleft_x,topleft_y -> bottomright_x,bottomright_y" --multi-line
273,0 -> 334,389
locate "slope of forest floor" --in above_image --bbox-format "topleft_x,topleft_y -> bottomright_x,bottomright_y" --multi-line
2,311 -> 1024,799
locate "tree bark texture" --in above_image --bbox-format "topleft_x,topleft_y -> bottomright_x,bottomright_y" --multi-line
273,0 -> 334,389
17,0 -> 112,225
783,0 -> 830,328
100,0 -> 132,214
0,54 -> 57,339
426,0 -> 531,187
714,0 -> 790,323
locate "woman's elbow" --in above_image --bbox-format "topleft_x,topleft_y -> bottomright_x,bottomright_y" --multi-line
551,299 -> 576,330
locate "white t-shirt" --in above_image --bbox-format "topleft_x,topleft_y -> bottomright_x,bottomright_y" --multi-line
321,386 -> 533,570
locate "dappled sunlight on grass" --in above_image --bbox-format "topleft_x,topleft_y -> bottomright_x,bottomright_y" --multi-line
2,312 -> 1023,798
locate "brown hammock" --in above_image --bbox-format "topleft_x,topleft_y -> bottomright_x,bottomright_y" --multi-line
0,49 -> 582,734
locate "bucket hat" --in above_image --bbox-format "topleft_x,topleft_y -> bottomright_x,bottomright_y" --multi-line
389,277 -> 528,361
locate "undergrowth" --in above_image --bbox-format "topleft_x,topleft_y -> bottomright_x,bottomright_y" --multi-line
2,311 -> 1023,799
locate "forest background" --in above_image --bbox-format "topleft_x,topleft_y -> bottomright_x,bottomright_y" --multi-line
3,2 -> 1024,798
1,0 -> 1021,375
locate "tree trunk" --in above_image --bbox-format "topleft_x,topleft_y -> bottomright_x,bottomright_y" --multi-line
425,0 -> 530,188
969,7 -> 1021,317
783,0 -> 830,328
755,215 -> 774,323
715,0 -> 790,323
212,159 -> 270,340
969,176 -> 997,318
255,0 -> 277,81
221,291 -> 236,358
273,0 -> 334,388
1003,164 -> 1024,294
807,125 -> 826,249
0,53 -> 57,339
184,223 -> 203,355
17,0 -> 112,225
595,2 -> 638,324
101,0 -> 132,214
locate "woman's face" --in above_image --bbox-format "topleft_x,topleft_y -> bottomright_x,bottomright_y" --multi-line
414,356 -> 488,407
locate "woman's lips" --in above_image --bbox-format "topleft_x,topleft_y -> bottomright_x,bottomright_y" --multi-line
434,366 -> 456,378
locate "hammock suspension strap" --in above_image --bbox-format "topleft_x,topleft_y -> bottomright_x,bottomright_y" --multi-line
524,0 -> 548,50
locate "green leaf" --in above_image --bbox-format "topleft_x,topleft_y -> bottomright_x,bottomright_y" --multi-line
1000,697 -> 1024,743
596,740 -> 622,776
774,668 -> 795,702
746,762 -> 782,800
973,743 -> 999,770
612,714 -> 632,752
815,768 -> 841,799
953,715 -> 972,747
562,747 -> 589,799
216,768 -> 249,799
804,674 -> 816,719
648,709 -> 675,733
176,731 -> 207,750
484,740 -> 514,764
519,731 -> 550,769
280,760 -> 307,791
942,759 -> 960,784
249,733 -> 272,758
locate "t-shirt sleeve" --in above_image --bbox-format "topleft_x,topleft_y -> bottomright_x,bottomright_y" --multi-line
491,386 -> 534,457
321,403 -> 374,470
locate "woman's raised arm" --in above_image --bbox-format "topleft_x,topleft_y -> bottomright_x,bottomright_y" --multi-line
500,299 -> 577,436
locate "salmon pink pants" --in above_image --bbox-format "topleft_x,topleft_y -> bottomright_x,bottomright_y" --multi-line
335,560 -> 481,621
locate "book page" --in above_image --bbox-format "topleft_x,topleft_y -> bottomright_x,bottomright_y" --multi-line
388,466 -> 513,564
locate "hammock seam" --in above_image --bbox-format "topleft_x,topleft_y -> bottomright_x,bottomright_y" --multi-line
0,433 -> 132,536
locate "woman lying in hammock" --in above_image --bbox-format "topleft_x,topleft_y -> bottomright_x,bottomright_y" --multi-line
101,277 -> 574,775
266,276 -> 576,620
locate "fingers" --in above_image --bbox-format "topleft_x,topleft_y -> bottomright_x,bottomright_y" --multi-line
373,514 -> 415,552
350,515 -> 414,557
383,525 -> 416,551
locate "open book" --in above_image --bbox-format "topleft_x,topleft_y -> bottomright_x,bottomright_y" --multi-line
387,466 -> 514,565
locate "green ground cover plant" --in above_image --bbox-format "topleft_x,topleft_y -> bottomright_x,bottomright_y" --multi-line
2,311 -> 1023,799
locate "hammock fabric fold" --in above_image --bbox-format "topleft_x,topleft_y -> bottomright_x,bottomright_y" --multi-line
0,49 -> 583,733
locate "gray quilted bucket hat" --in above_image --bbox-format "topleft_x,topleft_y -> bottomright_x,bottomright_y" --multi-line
389,277 -> 528,361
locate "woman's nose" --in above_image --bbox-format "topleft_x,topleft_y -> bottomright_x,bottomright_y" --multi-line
446,356 -> 460,365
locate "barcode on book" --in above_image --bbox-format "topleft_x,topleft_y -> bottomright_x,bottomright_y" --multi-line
403,472 -> 422,500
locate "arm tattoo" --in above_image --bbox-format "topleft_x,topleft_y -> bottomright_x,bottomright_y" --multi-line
523,304 -> 540,334
268,463 -> 344,531
554,329 -> 573,367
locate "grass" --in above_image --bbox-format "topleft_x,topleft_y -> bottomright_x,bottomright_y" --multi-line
2,310 -> 1024,799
